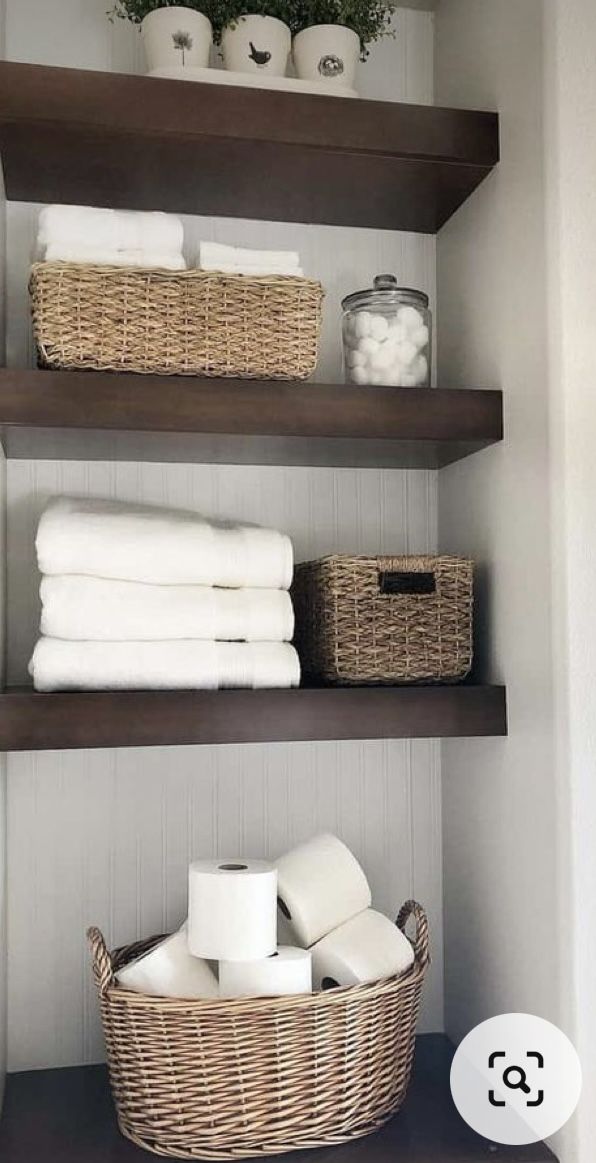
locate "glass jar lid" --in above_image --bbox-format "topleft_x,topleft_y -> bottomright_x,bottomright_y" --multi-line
341,274 -> 430,313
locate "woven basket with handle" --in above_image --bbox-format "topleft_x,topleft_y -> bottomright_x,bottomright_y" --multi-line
88,900 -> 429,1160
29,262 -> 323,380
292,554 -> 473,685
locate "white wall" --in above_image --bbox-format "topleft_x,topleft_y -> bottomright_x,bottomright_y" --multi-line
542,2 -> 596,1160
435,0 -> 563,1045
3,1 -> 445,1071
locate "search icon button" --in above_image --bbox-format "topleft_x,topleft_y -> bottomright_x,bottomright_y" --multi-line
503,1066 -> 531,1095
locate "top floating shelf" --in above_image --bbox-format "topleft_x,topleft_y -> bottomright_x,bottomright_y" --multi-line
0,62 -> 499,233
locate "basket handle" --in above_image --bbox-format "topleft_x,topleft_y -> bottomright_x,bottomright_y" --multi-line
87,927 -> 115,997
397,900 -> 430,968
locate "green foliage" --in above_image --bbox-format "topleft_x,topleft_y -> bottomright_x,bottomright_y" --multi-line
109,0 -> 396,55
290,0 -> 396,57
108,0 -> 206,23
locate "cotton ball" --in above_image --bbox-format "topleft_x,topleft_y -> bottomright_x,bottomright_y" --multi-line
401,373 -> 418,387
350,366 -> 369,385
359,336 -> 380,358
387,322 -> 408,346
394,338 -> 418,368
396,305 -> 424,332
346,348 -> 365,368
368,371 -> 385,385
410,324 -> 429,352
369,314 -> 390,342
372,343 -> 396,371
353,311 -> 372,340
411,354 -> 429,386
386,370 -> 406,387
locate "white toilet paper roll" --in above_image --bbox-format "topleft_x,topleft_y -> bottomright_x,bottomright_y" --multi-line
189,859 -> 277,961
116,927 -> 218,999
219,946 -> 312,998
311,908 -> 415,990
276,833 -> 371,947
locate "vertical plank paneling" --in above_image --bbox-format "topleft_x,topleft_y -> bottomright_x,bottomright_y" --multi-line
3,0 -> 443,1073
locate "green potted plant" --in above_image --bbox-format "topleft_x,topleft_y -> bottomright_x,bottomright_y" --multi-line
291,0 -> 396,90
109,1 -> 213,72
211,0 -> 292,77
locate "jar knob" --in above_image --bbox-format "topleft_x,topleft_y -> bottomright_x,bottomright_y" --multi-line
373,274 -> 399,290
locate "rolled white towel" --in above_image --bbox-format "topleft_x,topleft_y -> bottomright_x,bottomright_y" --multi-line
29,638 -> 301,692
40,575 -> 294,642
38,206 -> 184,254
43,245 -> 186,270
36,497 -> 294,590
199,240 -> 301,277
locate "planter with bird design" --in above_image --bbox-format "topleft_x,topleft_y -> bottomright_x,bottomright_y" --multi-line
293,24 -> 360,90
141,6 -> 212,71
222,14 -> 291,76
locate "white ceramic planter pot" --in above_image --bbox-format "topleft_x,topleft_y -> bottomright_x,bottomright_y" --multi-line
222,15 -> 291,77
293,25 -> 360,90
141,7 -> 212,71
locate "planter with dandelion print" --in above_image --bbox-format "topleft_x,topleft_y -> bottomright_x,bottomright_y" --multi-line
140,6 -> 212,70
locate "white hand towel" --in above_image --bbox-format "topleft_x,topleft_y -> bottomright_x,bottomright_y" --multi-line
199,241 -> 301,277
29,638 -> 301,692
43,245 -> 186,270
36,497 -> 294,590
38,206 -> 184,254
204,262 -> 304,278
40,576 -> 294,642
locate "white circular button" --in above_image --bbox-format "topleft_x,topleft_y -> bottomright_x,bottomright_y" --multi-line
450,1013 -> 582,1145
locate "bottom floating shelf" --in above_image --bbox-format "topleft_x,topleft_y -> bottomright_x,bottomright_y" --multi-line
0,685 -> 507,750
0,1036 -> 555,1163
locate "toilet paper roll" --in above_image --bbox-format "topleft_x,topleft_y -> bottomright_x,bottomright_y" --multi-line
311,908 -> 415,990
189,859 -> 277,961
276,833 -> 371,947
219,946 -> 312,998
116,926 -> 218,999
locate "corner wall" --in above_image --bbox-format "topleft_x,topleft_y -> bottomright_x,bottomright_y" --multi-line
435,0 -> 563,1048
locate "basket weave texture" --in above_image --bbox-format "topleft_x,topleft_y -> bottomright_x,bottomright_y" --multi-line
29,263 -> 323,380
292,555 -> 473,685
88,901 -> 429,1160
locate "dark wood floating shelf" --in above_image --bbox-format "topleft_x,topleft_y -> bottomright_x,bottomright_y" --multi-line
0,685 -> 507,752
0,62 -> 499,232
0,1036 -> 555,1163
0,370 -> 503,468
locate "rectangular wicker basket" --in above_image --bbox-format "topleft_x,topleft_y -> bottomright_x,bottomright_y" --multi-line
29,262 -> 323,380
292,554 -> 473,685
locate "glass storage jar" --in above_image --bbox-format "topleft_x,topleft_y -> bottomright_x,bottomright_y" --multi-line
342,275 -> 432,387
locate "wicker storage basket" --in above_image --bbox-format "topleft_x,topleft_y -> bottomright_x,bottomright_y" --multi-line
29,262 -> 323,379
293,555 -> 473,685
88,901 -> 429,1160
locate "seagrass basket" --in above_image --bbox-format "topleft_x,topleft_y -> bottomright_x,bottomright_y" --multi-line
293,555 -> 473,685
88,901 -> 429,1160
29,262 -> 323,379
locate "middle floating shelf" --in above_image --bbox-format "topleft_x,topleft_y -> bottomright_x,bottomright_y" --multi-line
0,370 -> 503,468
0,685 -> 507,752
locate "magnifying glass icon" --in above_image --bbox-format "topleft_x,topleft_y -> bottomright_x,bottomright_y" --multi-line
503,1066 -> 531,1095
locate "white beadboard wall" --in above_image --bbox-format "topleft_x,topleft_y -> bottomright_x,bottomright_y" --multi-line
3,0 -> 444,1072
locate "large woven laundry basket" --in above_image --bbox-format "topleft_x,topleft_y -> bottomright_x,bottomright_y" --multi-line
29,262 -> 323,379
293,554 -> 473,684
88,901 -> 429,1160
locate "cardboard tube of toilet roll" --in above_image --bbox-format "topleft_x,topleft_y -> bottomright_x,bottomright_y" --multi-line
276,833 -> 371,947
189,858 -> 277,961
311,908 -> 415,990
219,946 -> 312,998
116,926 -> 218,999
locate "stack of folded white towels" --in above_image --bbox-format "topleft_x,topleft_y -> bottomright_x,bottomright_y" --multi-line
29,496 -> 300,692
115,833 -> 417,1000
198,241 -> 303,278
37,205 -> 187,270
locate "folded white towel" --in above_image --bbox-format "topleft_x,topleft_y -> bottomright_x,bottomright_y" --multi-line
206,262 -> 305,278
199,241 -> 302,277
40,576 -> 294,642
37,498 -> 294,590
29,638 -> 301,692
38,206 -> 184,254
43,245 -> 186,270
